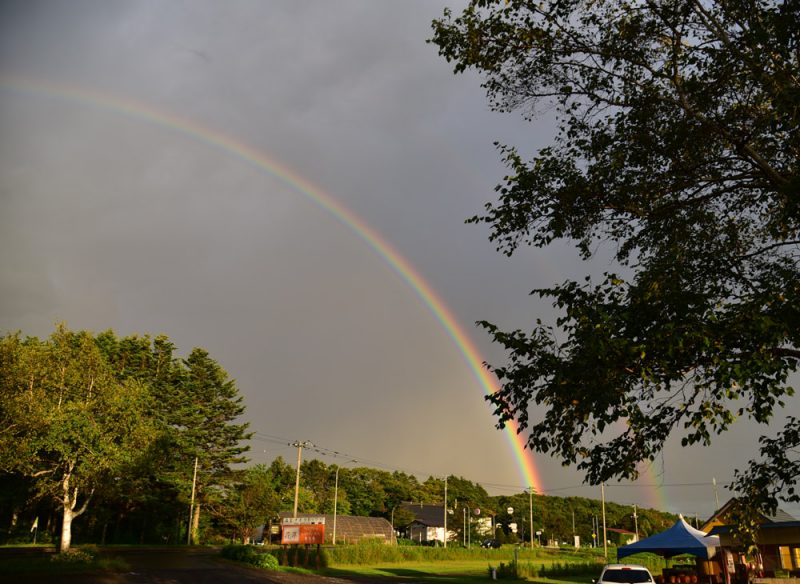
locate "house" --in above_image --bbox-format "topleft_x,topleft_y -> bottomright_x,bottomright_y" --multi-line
399,503 -> 451,545
607,527 -> 638,546
701,498 -> 796,534
397,503 -> 493,545
702,499 -> 800,582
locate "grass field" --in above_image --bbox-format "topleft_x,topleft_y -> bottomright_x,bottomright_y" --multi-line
321,543 -> 613,582
322,560 -> 600,583
0,542 -> 673,583
320,542 -> 676,583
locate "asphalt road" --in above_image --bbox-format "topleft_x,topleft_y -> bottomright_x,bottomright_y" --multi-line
0,547 -> 343,584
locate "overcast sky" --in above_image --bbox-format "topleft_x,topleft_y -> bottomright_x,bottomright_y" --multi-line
1,0 -> 794,520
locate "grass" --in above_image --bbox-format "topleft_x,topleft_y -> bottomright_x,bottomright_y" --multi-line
320,545 -> 609,583
323,563 -> 497,583
527,577 -> 597,584
322,561 -> 595,583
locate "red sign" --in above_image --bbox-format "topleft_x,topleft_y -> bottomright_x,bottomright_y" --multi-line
281,524 -> 325,545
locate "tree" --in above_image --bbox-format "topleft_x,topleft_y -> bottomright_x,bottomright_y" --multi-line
341,468 -> 388,517
0,326 -> 156,552
301,459 -> 333,512
92,331 -> 187,543
208,465 -> 280,544
431,0 -> 800,526
171,348 -> 251,544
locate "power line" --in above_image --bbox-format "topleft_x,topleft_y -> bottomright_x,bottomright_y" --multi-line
244,429 -> 735,498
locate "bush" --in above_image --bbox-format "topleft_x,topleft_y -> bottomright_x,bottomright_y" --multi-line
50,549 -> 95,564
221,544 -> 280,570
488,561 -> 519,579
282,546 -> 328,569
253,553 -> 279,569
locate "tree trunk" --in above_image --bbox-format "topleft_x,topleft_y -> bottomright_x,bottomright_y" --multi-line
60,504 -> 74,553
60,467 -> 75,553
58,463 -> 92,553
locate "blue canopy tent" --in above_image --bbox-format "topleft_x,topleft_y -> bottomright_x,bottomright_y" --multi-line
618,516 -> 720,560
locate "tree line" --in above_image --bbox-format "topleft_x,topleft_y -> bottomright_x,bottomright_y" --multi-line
0,324 -> 677,550
0,324 -> 249,551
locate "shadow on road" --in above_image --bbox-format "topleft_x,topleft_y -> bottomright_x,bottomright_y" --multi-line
0,546 -> 316,584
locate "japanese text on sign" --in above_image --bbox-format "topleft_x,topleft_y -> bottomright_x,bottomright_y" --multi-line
281,523 -> 324,545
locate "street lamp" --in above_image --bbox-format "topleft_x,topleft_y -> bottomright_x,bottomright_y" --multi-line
332,459 -> 357,545
391,505 -> 397,543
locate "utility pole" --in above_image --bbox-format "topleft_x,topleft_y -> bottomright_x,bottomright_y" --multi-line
443,476 -> 448,548
463,507 -> 467,547
601,483 -> 608,560
291,440 -> 313,518
528,487 -> 534,549
713,477 -> 720,511
572,508 -> 576,546
633,504 -> 639,541
187,456 -> 198,545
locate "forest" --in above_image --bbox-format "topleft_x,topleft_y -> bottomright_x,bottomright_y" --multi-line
0,325 -> 678,550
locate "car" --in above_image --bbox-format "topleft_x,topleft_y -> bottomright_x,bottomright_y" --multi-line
480,538 -> 502,549
595,564 -> 655,584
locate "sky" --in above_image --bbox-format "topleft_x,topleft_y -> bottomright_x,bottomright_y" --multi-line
1,0 -> 795,521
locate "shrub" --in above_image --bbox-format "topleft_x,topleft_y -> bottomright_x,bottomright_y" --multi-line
50,549 -> 95,564
488,561 -> 519,579
253,553 -> 279,569
221,544 -> 280,570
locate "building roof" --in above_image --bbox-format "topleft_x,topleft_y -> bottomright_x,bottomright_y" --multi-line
608,528 -> 637,535
708,521 -> 800,536
277,513 -> 394,543
399,503 -> 446,528
700,498 -> 797,533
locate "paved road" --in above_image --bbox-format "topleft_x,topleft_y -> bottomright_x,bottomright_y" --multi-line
0,547 -> 340,584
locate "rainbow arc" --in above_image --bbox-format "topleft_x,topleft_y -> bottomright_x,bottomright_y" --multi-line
1,75 -> 545,493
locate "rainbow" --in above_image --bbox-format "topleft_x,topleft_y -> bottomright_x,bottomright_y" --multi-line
638,459 -> 671,511
0,75 -> 546,493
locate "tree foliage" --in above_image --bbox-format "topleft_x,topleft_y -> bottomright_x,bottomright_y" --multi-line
431,0 -> 800,520
0,326 -> 157,551
207,465 -> 280,544
0,325 -> 250,549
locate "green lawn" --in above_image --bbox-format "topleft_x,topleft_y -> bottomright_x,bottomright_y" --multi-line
324,560 -> 507,583
322,549 -> 607,583
323,561 -> 597,583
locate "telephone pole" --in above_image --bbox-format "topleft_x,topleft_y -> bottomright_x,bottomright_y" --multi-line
601,483 -> 608,560
528,487 -> 534,549
443,476 -> 448,548
291,440 -> 313,518
187,456 -> 198,545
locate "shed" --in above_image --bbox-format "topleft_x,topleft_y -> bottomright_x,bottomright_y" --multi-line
276,513 -> 395,545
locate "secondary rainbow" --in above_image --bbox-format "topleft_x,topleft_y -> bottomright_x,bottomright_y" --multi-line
0,75 -> 545,493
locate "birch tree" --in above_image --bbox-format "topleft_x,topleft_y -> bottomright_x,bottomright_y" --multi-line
0,326 -> 155,552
